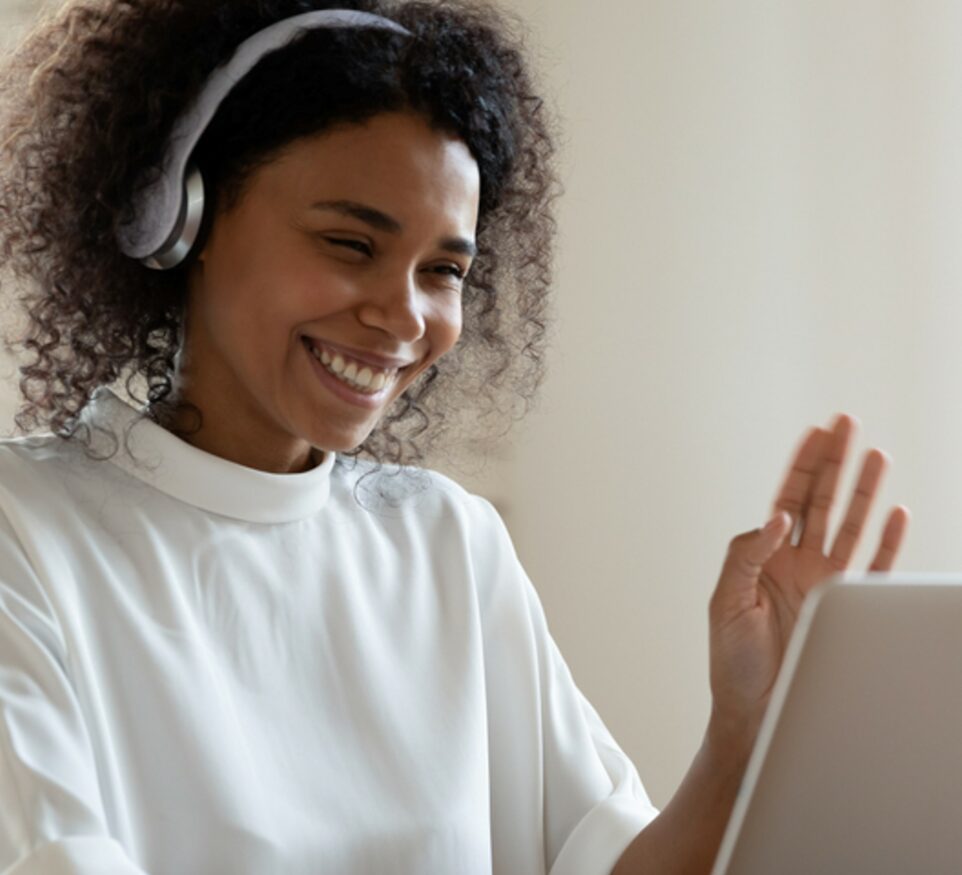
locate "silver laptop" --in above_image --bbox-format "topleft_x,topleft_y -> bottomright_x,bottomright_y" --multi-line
710,573 -> 962,875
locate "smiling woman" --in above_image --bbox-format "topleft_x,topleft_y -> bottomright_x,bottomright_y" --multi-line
0,1 -> 669,874
0,3 -> 912,875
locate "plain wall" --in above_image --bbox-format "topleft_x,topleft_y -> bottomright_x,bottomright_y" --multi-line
496,0 -> 962,806
5,0 -> 962,809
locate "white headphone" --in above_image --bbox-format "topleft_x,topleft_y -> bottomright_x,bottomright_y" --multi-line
114,9 -> 412,270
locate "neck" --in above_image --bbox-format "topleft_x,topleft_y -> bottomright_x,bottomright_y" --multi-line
151,387 -> 317,475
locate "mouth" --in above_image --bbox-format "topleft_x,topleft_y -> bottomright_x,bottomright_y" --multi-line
301,336 -> 408,408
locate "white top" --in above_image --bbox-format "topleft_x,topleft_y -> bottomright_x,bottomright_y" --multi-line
0,387 -> 658,874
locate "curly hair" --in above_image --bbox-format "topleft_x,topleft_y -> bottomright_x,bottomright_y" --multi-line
0,0 -> 559,474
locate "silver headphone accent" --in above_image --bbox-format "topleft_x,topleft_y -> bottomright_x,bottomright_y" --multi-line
139,163 -> 205,271
115,9 -> 412,271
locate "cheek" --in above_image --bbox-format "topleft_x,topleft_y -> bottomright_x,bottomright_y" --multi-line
431,298 -> 463,356
194,277 -> 295,378
447,311 -> 464,349
205,255 -> 348,346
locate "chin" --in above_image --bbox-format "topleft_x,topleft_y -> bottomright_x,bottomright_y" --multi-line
302,422 -> 379,455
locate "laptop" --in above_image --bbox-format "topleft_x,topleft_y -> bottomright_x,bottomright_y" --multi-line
710,573 -> 962,875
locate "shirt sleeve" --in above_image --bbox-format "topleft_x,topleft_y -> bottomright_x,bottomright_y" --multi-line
466,493 -> 659,875
0,509 -> 148,874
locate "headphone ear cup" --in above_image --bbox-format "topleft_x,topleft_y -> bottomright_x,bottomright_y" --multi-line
188,165 -> 217,264
140,162 -> 206,270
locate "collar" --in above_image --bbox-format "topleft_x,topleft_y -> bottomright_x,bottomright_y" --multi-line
81,387 -> 336,523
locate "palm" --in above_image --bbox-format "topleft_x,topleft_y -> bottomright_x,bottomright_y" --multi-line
717,542 -> 839,712
709,416 -> 909,732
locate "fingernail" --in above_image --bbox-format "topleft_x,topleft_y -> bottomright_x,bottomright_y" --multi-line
763,514 -> 784,533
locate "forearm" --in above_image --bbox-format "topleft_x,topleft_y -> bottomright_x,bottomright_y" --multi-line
610,712 -> 753,875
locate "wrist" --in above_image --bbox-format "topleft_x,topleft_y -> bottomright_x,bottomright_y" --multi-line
705,703 -> 760,774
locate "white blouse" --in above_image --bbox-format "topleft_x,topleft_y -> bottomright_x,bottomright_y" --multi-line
0,387 -> 658,874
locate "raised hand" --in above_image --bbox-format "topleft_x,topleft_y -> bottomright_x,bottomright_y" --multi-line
707,415 -> 910,748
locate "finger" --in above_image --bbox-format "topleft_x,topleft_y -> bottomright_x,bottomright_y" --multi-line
712,512 -> 792,616
800,414 -> 857,552
868,505 -> 911,572
772,427 -> 829,542
828,448 -> 889,568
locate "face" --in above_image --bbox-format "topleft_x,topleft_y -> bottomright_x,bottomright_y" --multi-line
175,111 -> 480,472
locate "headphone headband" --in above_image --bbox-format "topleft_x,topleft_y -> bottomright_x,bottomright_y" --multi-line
115,9 -> 411,268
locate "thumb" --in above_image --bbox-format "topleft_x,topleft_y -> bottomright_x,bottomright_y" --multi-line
712,511 -> 792,614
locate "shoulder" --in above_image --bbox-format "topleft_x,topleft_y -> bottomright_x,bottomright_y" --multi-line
0,436 -> 80,635
331,453 -> 492,513
0,432 -> 77,494
0,431 -> 126,523
330,453 -> 513,552
334,458 -> 534,620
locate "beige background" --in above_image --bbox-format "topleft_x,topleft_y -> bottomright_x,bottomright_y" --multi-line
4,0 -> 962,808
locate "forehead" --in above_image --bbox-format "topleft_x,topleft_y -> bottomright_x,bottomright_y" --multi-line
253,112 -> 481,229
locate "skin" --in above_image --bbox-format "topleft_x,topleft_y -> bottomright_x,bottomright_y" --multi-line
170,110 -> 480,474
162,108 -> 910,873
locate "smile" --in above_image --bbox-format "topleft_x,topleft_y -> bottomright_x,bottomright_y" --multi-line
303,337 -> 400,396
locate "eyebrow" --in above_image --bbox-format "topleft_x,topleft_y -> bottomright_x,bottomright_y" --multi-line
309,199 -> 477,258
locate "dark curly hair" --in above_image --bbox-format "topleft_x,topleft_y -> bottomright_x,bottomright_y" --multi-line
0,0 -> 559,473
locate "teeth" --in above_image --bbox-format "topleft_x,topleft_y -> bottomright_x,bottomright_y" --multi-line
307,340 -> 396,395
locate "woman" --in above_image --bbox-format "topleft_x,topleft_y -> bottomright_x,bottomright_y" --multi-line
0,1 -> 908,873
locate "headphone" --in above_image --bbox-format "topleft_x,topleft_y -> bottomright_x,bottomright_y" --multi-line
114,9 -> 412,271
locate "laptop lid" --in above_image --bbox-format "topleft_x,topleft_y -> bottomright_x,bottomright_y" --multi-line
710,573 -> 962,875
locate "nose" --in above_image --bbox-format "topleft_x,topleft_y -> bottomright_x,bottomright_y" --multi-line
356,268 -> 427,343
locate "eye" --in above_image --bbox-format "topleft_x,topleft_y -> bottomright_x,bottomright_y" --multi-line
430,263 -> 469,281
323,237 -> 373,257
